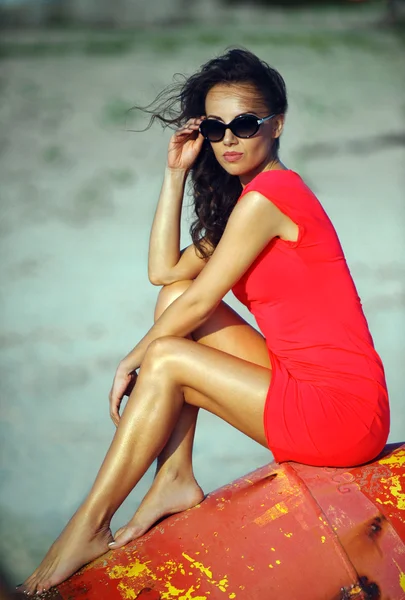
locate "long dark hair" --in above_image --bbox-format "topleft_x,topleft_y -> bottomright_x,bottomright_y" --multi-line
134,48 -> 288,258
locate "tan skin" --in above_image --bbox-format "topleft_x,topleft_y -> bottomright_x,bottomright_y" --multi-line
19,83 -> 299,595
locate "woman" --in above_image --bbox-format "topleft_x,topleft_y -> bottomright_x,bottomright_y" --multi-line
18,48 -> 390,596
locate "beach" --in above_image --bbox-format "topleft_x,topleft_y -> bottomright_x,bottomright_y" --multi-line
0,2 -> 404,584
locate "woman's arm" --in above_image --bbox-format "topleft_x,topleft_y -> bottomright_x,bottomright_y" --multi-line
148,167 -> 187,285
122,191 -> 285,372
152,242 -> 208,286
148,117 -> 206,285
148,172 -> 207,283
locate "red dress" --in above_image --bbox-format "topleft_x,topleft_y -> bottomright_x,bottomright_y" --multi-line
231,170 -> 390,467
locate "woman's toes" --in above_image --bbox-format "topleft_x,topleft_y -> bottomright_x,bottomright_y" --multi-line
109,526 -> 139,550
35,582 -> 46,596
113,526 -> 125,539
28,575 -> 44,596
22,582 -> 35,596
22,586 -> 34,596
36,584 -> 49,596
30,583 -> 39,596
23,574 -> 37,589
15,585 -> 27,596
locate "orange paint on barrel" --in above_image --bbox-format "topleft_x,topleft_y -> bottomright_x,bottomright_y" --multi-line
49,443 -> 405,600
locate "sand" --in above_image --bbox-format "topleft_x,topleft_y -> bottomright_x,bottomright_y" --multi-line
0,2 -> 404,584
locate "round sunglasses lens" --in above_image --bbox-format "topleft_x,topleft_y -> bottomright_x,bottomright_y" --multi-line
232,116 -> 258,138
201,120 -> 225,142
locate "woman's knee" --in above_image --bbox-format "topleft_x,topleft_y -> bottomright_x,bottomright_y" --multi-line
154,280 -> 193,322
143,335 -> 183,372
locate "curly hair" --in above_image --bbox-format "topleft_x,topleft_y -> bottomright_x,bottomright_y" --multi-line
132,48 -> 288,258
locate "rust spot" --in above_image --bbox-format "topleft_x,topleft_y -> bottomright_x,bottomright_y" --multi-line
366,514 -> 386,541
334,577 -> 381,600
357,577 -> 381,600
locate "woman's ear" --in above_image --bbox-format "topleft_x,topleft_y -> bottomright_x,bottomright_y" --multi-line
273,114 -> 285,139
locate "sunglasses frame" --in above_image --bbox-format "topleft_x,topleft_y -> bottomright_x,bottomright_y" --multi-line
199,113 -> 276,142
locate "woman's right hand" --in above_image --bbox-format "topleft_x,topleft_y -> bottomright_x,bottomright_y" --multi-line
167,117 -> 206,172
109,363 -> 138,427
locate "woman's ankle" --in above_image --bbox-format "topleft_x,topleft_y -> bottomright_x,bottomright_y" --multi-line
77,500 -> 113,530
155,462 -> 195,483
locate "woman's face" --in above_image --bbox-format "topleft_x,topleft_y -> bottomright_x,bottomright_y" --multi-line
204,83 -> 284,185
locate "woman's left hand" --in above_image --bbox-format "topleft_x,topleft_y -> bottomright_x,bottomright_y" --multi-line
109,363 -> 138,427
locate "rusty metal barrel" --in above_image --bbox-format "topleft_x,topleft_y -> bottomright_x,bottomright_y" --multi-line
50,442 -> 405,599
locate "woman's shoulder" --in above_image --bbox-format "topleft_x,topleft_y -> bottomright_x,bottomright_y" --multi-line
239,169 -> 327,223
241,169 -> 312,201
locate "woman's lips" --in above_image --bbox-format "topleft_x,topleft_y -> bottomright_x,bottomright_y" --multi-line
223,152 -> 243,162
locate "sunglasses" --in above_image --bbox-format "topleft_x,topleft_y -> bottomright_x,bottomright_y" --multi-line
199,113 -> 275,142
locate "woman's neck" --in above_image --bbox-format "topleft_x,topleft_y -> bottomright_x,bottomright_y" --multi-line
240,158 -> 288,188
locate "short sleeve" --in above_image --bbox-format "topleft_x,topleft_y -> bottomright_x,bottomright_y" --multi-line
239,170 -> 306,249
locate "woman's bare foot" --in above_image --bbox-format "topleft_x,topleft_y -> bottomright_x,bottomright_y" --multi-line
111,471 -> 204,549
16,509 -> 114,596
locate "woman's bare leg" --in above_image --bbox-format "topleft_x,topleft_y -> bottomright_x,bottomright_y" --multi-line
113,281 -> 270,544
19,325 -> 271,595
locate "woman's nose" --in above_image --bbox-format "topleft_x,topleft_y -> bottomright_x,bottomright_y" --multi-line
223,128 -> 237,145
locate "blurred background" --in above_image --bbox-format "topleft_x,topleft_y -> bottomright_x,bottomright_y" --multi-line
0,0 -> 404,590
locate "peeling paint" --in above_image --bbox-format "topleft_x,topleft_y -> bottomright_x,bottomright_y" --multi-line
56,444 -> 405,600
379,449 -> 405,468
161,582 -> 185,598
375,475 -> 405,510
182,553 -> 213,579
108,554 -> 211,600
254,502 -> 289,526
161,583 -> 207,600
400,571 -> 405,593
108,559 -> 154,581
178,585 -> 206,600
216,576 -> 230,593
164,559 -> 184,575
393,559 -> 405,593
117,581 -> 136,599
181,553 -> 234,596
